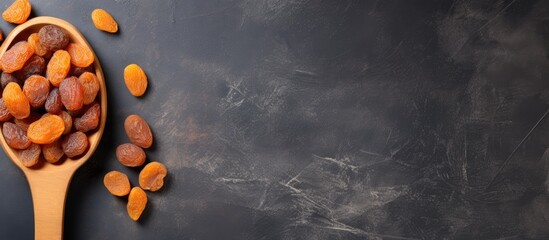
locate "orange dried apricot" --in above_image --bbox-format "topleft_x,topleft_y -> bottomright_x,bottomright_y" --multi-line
2,0 -> 31,24
116,143 -> 146,167
139,162 -> 167,192
91,9 -> 118,33
124,114 -> 153,148
42,140 -> 64,163
127,187 -> 147,221
78,72 -> 99,104
27,33 -> 49,57
0,41 -> 34,73
27,114 -> 65,144
2,82 -> 29,119
124,64 -> 147,97
66,43 -> 94,68
103,171 -> 131,197
46,50 -> 71,87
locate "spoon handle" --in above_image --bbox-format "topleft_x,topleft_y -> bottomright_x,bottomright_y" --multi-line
26,171 -> 72,240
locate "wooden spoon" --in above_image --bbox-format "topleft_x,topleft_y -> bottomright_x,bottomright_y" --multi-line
0,17 -> 107,240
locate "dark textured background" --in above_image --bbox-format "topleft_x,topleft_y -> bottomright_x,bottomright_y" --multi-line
1,0 -> 549,239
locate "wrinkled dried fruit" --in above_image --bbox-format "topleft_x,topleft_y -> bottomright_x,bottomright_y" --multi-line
15,55 -> 46,81
14,111 -> 39,132
19,143 -> 40,167
59,76 -> 84,111
124,115 -> 153,148
124,64 -> 147,97
45,88 -> 63,114
139,162 -> 167,192
27,33 -> 49,57
61,131 -> 88,158
59,111 -> 72,135
127,187 -> 147,221
38,25 -> 69,51
103,171 -> 131,197
116,143 -> 146,167
3,82 -> 29,119
78,72 -> 99,104
0,99 -> 12,122
23,75 -> 50,108
27,114 -> 65,144
2,0 -> 31,24
2,122 -> 30,149
0,41 -> 34,73
1,72 -> 22,89
46,50 -> 71,87
66,43 -> 94,68
42,140 -> 64,163
74,102 -> 100,132
70,64 -> 95,77
91,9 -> 118,33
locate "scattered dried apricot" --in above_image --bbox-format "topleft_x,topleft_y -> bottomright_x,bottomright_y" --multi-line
46,50 -> 71,87
2,82 -> 30,119
23,75 -> 50,108
27,114 -> 65,144
103,171 -> 131,197
61,131 -> 88,158
116,143 -> 146,167
0,41 -> 34,73
78,72 -> 99,104
139,162 -> 167,192
124,64 -> 147,97
2,0 -> 31,24
2,122 -> 30,149
124,114 -> 153,148
127,187 -> 147,221
66,43 -> 94,68
91,9 -> 118,33
59,76 -> 84,111
19,143 -> 40,167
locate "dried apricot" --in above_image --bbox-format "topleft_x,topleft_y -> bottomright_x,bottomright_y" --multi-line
58,111 -> 72,135
61,131 -> 88,158
19,143 -> 40,167
2,0 -> 31,24
0,41 -> 34,73
103,171 -> 130,197
124,115 -> 153,148
2,82 -> 29,119
78,72 -> 99,104
42,140 -> 64,163
14,112 -> 39,132
2,122 -> 30,149
74,102 -> 100,132
66,43 -> 94,68
15,55 -> 46,81
69,64 -> 95,77
38,25 -> 69,51
91,9 -> 118,33
139,162 -> 167,192
116,143 -> 146,167
27,114 -> 64,144
124,64 -> 147,97
127,187 -> 147,221
1,72 -> 22,89
59,76 -> 84,111
46,50 -> 71,87
0,99 -> 13,122
27,33 -> 49,57
23,75 -> 50,108
45,88 -> 63,114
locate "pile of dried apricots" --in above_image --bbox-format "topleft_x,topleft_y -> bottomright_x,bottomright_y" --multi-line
1,0 -> 168,222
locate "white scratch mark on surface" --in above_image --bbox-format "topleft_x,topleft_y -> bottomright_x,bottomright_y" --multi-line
312,154 -> 358,171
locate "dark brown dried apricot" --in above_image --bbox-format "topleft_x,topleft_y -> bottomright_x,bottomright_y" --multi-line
78,72 -> 99,104
61,131 -> 88,158
38,25 -> 69,51
103,171 -> 131,197
19,143 -> 40,167
116,143 -> 146,167
0,99 -> 13,122
2,82 -> 30,119
74,102 -> 100,132
27,114 -> 65,144
42,140 -> 64,163
1,72 -> 22,89
0,41 -> 34,73
23,75 -> 50,108
2,0 -> 31,24
46,50 -> 70,87
66,43 -> 94,68
59,76 -> 84,111
139,162 -> 167,192
70,64 -> 95,77
124,115 -> 153,148
15,55 -> 46,81
58,111 -> 72,135
127,187 -> 147,221
45,88 -> 63,114
13,111 -> 40,132
2,122 -> 30,149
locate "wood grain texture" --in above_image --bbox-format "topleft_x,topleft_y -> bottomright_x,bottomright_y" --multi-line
0,17 -> 107,240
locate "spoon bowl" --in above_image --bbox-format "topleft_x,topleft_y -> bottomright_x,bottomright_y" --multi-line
0,17 -> 107,240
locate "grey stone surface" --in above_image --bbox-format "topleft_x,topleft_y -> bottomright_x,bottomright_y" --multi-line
0,0 -> 549,239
